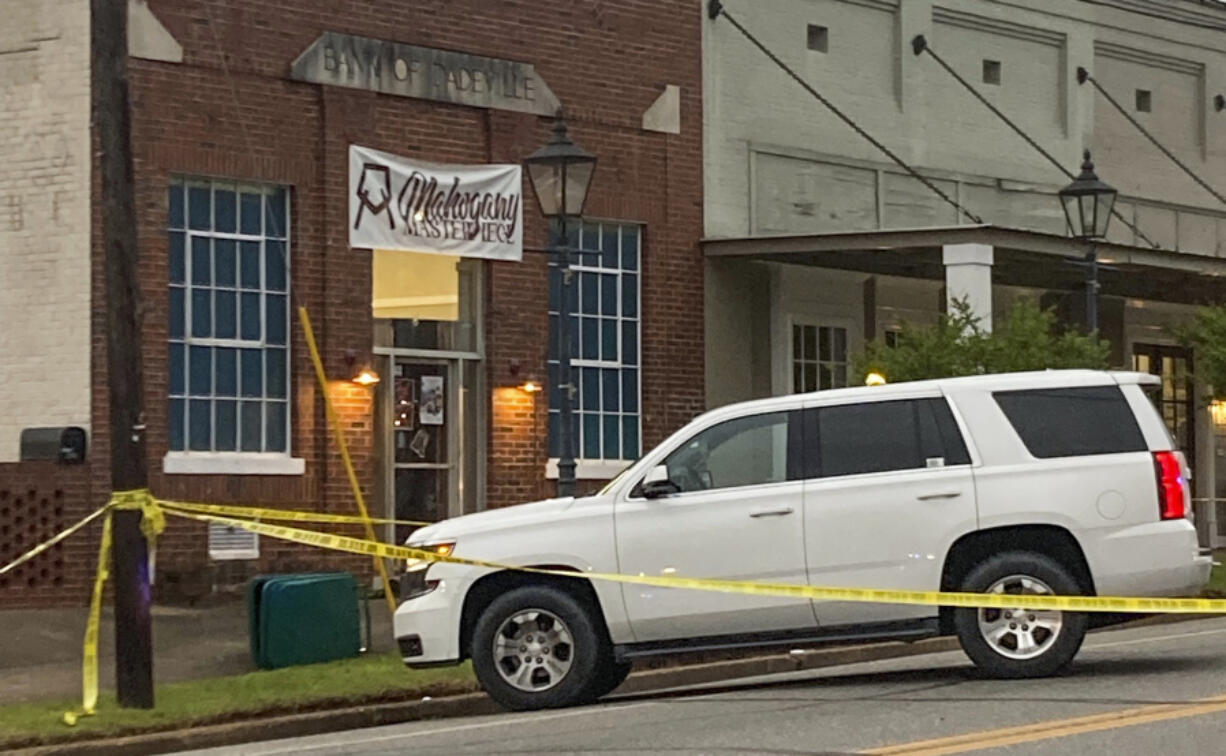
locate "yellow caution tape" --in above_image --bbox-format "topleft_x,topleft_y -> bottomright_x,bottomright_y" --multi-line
63,506 -> 114,726
158,499 -> 434,527
167,507 -> 1226,615
0,504 -> 111,576
62,490 -> 165,726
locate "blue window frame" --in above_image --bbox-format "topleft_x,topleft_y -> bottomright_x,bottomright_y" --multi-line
168,178 -> 291,454
547,220 -> 642,462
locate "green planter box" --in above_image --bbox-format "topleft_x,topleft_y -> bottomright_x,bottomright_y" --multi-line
248,572 -> 362,669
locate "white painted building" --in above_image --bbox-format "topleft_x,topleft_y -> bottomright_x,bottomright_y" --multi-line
702,0 -> 1226,543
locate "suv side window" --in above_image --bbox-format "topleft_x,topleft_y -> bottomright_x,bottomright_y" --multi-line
993,386 -> 1146,458
814,398 -> 969,478
663,411 -> 801,493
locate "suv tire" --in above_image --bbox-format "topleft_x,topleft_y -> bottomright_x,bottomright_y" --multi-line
953,551 -> 1088,678
471,585 -> 608,710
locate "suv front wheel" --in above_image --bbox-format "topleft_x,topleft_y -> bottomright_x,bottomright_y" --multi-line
953,552 -> 1088,678
471,585 -> 612,710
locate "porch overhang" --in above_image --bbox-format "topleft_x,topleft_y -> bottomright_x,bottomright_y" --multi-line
702,225 -> 1226,305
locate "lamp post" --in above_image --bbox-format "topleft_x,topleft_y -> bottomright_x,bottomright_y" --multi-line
524,112 -> 597,497
1058,150 -> 1117,333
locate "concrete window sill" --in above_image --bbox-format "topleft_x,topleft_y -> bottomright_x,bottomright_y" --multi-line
163,453 -> 306,476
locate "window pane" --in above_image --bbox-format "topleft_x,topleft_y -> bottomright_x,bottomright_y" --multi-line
583,414 -> 601,458
215,290 -> 237,339
601,225 -> 618,268
240,292 -> 261,341
581,317 -> 599,360
169,184 -> 185,229
239,241 -> 260,289
240,349 -> 263,398
240,192 -> 262,235
793,363 -> 804,394
191,237 -> 211,284
568,313 -> 579,357
265,188 -> 287,239
214,239 -> 236,287
622,322 -> 638,366
602,368 -> 619,412
240,401 -> 262,451
666,412 -> 792,492
169,232 -> 185,284
188,186 -> 211,231
189,346 -> 212,396
581,273 -> 598,314
266,402 -> 287,452
818,401 -> 922,477
266,348 -> 287,399
802,326 -> 815,360
215,348 -> 237,397
169,342 -> 185,395
214,187 -> 237,233
169,287 -> 185,340
189,399 -> 211,450
622,416 -> 640,459
621,226 -> 639,270
582,367 -> 599,411
833,327 -> 847,362
921,398 -> 971,465
621,369 -> 638,412
266,241 -> 287,292
564,272 -> 578,316
191,288 -> 211,337
993,387 -> 1146,458
804,363 -> 816,392
266,294 -> 287,346
819,327 -> 830,361
215,400 -> 237,451
601,319 -> 617,361
601,273 -> 617,315
169,398 -> 185,451
603,415 -> 619,459
621,274 -> 638,318
581,223 -> 598,256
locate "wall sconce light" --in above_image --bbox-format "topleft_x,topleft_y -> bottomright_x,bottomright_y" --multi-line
865,372 -> 887,386
508,358 -> 541,393
344,350 -> 380,386
521,380 -> 543,393
1216,95 -> 1225,113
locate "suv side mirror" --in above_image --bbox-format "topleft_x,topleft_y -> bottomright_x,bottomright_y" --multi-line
642,479 -> 681,499
641,464 -> 680,499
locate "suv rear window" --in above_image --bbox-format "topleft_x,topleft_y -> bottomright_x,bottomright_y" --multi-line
993,386 -> 1146,458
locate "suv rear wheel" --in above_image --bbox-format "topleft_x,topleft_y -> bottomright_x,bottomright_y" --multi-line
953,552 -> 1088,678
471,585 -> 609,710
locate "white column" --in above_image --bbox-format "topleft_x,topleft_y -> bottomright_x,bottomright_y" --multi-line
942,243 -> 994,333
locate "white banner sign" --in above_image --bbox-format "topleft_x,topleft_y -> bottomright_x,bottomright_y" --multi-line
349,144 -> 523,261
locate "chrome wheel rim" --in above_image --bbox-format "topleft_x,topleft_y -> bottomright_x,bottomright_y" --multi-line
492,609 -> 574,692
978,574 -> 1064,661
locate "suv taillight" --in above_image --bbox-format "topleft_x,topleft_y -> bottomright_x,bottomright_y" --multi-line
1154,451 -> 1187,520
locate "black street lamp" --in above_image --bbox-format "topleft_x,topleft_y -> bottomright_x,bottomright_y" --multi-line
1058,150 -> 1117,333
525,112 -> 597,497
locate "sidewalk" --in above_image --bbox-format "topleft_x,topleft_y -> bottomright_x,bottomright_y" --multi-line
0,599 -> 395,705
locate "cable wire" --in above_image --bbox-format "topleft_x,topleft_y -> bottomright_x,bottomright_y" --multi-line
1079,67 -> 1226,209
913,36 -> 1159,249
708,0 -> 983,225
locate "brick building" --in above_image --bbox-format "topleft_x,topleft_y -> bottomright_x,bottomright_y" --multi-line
0,0 -> 703,605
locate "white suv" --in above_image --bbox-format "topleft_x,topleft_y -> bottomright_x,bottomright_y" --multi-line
394,370 -> 1211,710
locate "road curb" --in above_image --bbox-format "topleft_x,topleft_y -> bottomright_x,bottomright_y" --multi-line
8,613 -> 1209,755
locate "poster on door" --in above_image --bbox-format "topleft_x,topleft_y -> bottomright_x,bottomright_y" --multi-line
420,375 -> 445,426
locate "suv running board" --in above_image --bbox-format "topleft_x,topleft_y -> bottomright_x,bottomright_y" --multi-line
614,618 -> 940,661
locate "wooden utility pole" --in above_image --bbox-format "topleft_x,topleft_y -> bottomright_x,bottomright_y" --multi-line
92,0 -> 154,708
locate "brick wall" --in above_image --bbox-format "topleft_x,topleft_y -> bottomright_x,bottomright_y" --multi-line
0,463 -> 95,608
0,0 -> 93,462
81,0 -> 705,600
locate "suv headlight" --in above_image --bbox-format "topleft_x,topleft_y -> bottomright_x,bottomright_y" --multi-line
405,540 -> 456,572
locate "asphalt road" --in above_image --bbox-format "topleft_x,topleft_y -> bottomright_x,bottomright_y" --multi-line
182,617 -> 1226,756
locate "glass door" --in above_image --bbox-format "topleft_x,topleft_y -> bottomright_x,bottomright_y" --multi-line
1133,344 -> 1195,468
387,359 -> 458,545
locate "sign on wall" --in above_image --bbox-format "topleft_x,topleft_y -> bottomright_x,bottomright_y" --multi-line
350,144 -> 523,261
292,32 -> 561,117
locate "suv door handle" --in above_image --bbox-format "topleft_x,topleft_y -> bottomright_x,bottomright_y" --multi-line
749,507 -> 794,518
917,491 -> 962,501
